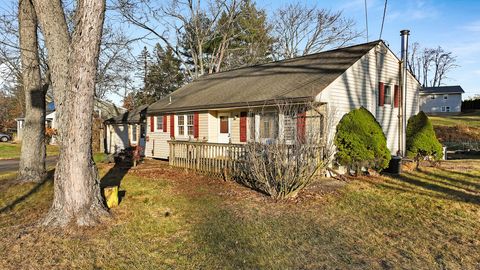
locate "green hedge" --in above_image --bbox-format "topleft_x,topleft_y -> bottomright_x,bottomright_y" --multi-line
406,111 -> 443,161
334,107 -> 391,173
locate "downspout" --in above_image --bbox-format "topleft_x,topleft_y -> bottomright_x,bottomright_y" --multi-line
400,30 -> 410,156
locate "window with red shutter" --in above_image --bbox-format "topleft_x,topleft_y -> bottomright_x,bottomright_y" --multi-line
163,115 -> 167,132
393,85 -> 400,108
170,114 -> 175,138
239,112 -> 247,142
193,112 -> 199,138
378,82 -> 385,106
297,111 -> 306,143
150,116 -> 154,132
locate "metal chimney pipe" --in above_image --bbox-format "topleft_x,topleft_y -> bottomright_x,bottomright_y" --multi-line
400,29 -> 410,156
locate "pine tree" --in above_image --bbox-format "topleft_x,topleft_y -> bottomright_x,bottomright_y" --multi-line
134,44 -> 184,105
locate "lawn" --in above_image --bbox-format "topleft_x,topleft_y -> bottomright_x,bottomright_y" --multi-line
0,143 -> 59,160
429,110 -> 480,128
0,160 -> 479,269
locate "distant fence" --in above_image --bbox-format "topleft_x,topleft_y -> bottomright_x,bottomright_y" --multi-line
168,141 -> 246,178
443,141 -> 480,151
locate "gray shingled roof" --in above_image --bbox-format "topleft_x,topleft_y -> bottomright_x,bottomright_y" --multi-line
105,104 -> 148,124
148,40 -> 382,114
420,85 -> 465,94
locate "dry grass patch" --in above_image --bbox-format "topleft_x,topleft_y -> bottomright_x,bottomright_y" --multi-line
0,159 -> 479,269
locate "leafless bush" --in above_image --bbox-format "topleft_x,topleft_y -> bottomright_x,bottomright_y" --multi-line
236,101 -> 335,199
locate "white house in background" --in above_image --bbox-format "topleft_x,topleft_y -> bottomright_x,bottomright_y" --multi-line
144,39 -> 421,160
16,99 -> 125,146
419,85 -> 464,114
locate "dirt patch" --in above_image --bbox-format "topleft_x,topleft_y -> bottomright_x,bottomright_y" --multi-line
129,159 -> 346,208
435,124 -> 480,142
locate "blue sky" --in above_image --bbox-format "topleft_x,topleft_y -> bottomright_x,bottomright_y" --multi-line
254,0 -> 480,98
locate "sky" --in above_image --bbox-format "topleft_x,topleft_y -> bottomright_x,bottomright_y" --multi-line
253,0 -> 480,99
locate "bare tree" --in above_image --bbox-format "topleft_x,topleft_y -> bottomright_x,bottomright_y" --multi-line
116,0 -> 243,79
237,101 -> 335,199
407,43 -> 457,87
272,3 -> 361,60
430,47 -> 457,87
17,0 -> 48,183
32,0 -> 109,226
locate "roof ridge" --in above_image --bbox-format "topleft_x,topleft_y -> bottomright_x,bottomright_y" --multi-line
192,40 -> 383,81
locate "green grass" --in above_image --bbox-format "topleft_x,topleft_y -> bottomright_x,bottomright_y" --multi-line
429,110 -> 480,127
0,160 -> 479,269
0,143 -> 59,159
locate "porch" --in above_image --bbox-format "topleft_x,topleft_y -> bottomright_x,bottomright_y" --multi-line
168,140 -> 246,178
168,140 -> 327,178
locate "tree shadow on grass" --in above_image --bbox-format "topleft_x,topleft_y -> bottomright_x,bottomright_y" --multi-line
416,168 -> 480,193
0,169 -> 55,214
390,172 -> 480,205
99,160 -> 133,204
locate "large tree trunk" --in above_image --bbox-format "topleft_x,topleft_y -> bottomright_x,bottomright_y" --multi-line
17,0 -> 46,183
33,0 -> 108,226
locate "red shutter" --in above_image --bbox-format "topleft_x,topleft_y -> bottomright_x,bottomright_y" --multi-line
393,85 -> 400,108
193,112 -> 199,138
297,111 -> 306,143
239,111 -> 247,142
378,82 -> 385,107
150,116 -> 154,132
170,114 -> 175,138
163,115 -> 167,132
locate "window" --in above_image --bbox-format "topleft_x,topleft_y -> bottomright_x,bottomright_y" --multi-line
187,114 -> 194,136
441,106 -> 451,112
283,112 -> 296,141
384,85 -> 392,105
219,116 -> 229,134
156,116 -> 163,131
131,124 -> 137,142
178,115 -> 185,136
248,112 -> 255,141
177,114 -> 194,137
443,94 -> 448,100
431,95 -> 436,99
260,112 -> 278,140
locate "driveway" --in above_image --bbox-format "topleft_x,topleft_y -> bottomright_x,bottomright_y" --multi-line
0,156 -> 57,173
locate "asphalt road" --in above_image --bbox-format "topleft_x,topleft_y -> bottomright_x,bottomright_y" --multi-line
0,156 -> 57,173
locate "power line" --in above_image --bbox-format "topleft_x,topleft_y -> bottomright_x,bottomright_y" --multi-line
379,0 -> 388,40
364,0 -> 369,41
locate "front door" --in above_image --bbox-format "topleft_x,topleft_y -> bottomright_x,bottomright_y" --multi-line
218,113 -> 231,143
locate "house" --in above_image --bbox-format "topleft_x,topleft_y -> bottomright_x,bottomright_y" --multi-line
104,104 -> 148,155
144,39 -> 421,164
16,99 -> 125,150
419,85 -> 464,114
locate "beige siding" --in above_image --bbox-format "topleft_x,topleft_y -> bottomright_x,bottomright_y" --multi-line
199,112 -> 209,141
230,109 -> 241,143
106,124 -> 129,153
317,43 -> 420,154
145,115 -> 170,159
207,110 -> 218,143
146,111 -> 211,159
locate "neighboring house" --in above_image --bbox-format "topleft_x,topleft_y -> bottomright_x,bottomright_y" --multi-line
144,40 -> 421,160
104,105 -> 148,155
16,99 -> 125,148
419,85 -> 464,114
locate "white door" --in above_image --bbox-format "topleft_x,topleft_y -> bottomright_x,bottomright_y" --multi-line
218,113 -> 231,143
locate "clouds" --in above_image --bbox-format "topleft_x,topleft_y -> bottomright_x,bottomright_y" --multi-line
462,20 -> 480,33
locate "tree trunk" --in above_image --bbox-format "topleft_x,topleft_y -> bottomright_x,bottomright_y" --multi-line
17,0 -> 46,183
33,0 -> 109,226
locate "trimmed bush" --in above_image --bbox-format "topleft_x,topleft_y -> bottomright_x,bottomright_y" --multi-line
334,107 -> 391,173
406,111 -> 443,165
